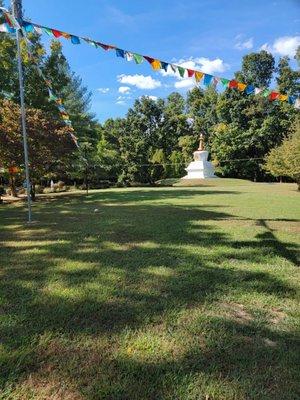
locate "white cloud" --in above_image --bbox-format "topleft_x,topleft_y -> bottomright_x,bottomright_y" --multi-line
140,95 -> 158,101
118,86 -> 131,94
161,57 -> 229,79
174,79 -> 196,89
260,43 -> 272,53
97,87 -> 110,93
234,37 -> 254,50
116,100 -> 126,105
117,74 -> 161,89
159,57 -> 229,90
260,36 -> 300,57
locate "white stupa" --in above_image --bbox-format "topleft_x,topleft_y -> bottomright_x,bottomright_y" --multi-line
182,133 -> 216,179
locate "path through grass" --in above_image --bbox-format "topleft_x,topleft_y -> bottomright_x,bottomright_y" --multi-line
0,181 -> 299,399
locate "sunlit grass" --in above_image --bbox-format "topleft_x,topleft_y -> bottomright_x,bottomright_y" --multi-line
0,180 -> 299,399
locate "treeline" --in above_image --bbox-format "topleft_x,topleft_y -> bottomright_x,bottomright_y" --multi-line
0,1 -> 299,193
96,50 -> 299,184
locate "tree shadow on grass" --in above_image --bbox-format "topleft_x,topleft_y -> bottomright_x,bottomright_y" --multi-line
0,189 -> 299,399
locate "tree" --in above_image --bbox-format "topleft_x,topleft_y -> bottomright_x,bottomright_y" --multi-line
0,99 -> 75,198
210,50 -> 297,181
236,50 -> 275,88
264,118 -> 300,189
277,56 -> 300,96
43,40 -> 99,143
187,86 -> 218,143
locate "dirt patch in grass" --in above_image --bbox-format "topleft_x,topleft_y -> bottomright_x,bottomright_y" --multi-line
269,308 -> 286,325
16,374 -> 84,400
220,302 -> 254,323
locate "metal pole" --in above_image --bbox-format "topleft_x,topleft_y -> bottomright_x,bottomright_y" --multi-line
12,0 -> 32,222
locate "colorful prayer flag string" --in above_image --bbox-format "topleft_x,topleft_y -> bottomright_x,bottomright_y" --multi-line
0,11 -> 78,147
0,8 -> 299,108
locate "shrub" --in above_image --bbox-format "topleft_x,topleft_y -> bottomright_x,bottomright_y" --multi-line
34,185 -> 45,194
57,181 -> 65,189
18,187 -> 26,195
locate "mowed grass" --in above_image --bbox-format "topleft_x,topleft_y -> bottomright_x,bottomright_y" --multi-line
0,180 -> 299,400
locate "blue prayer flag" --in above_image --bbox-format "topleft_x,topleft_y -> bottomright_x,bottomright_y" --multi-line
161,61 -> 169,72
203,74 -> 213,86
288,95 -> 296,105
245,85 -> 255,95
71,35 -> 80,44
116,48 -> 125,58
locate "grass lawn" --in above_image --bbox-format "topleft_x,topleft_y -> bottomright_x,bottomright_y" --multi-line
0,180 -> 299,400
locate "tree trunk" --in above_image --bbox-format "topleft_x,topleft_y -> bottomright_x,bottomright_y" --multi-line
85,169 -> 89,195
30,182 -> 36,201
9,174 -> 17,197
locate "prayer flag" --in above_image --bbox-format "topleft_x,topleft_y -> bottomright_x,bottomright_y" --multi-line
220,78 -> 229,88
170,64 -> 177,73
98,42 -> 109,50
213,77 -> 220,87
161,61 -> 169,71
237,83 -> 247,91
0,23 -> 14,33
288,95 -> 296,105
48,92 -> 57,101
195,71 -> 204,82
23,22 -> 34,33
262,89 -> 270,97
43,27 -> 54,36
177,66 -> 185,77
187,69 -> 194,78
228,80 -> 238,89
254,88 -> 263,95
269,91 -> 279,101
151,59 -> 161,70
144,56 -> 154,64
33,25 -> 42,35
84,38 -> 97,47
71,35 -> 80,44
245,85 -> 255,94
125,52 -> 133,61
116,48 -> 125,58
203,74 -> 213,86
278,94 -> 288,101
52,29 -> 63,38
133,53 -> 144,64
61,32 -> 71,39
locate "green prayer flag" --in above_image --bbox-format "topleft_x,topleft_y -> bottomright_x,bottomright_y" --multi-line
262,89 -> 270,97
133,54 -> 144,64
220,78 -> 229,87
177,66 -> 185,78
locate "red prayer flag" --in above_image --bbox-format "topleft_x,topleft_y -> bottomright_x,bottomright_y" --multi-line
228,80 -> 238,89
52,29 -> 63,38
98,43 -> 115,51
187,69 -> 195,78
269,91 -> 279,101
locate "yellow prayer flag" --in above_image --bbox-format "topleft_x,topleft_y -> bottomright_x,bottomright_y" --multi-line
279,94 -> 288,101
237,83 -> 247,91
61,32 -> 71,39
151,59 -> 161,70
195,71 -> 204,82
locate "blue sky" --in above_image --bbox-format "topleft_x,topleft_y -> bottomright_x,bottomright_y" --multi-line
2,0 -> 300,121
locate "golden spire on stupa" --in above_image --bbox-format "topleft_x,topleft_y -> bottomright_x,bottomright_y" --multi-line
198,133 -> 205,151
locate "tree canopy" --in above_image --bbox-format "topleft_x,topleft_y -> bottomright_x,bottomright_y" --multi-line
0,18 -> 299,190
